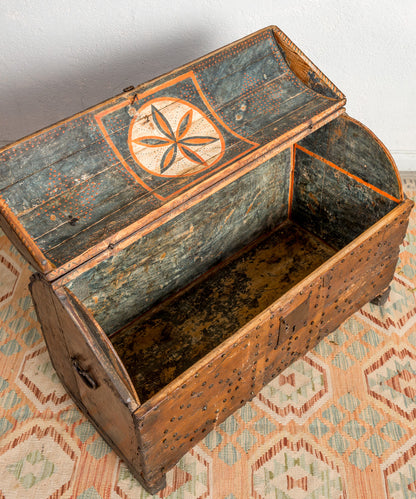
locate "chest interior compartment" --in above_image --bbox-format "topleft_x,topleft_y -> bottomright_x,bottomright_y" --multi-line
61,114 -> 403,402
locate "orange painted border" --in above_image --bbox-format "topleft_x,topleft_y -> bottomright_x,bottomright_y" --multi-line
294,144 -> 401,204
95,71 -> 259,202
288,144 -> 296,218
345,115 -> 404,201
127,97 -> 226,178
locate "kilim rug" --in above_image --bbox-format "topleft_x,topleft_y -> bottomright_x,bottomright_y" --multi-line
1,175 -> 416,499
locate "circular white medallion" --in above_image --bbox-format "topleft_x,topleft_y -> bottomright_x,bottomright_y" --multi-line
128,98 -> 224,177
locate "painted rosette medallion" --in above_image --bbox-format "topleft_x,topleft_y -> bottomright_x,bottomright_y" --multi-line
128,98 -> 225,177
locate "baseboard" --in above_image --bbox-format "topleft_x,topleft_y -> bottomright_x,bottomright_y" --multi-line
391,151 -> 416,172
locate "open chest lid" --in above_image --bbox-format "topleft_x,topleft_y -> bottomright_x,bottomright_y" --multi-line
0,25 -> 345,278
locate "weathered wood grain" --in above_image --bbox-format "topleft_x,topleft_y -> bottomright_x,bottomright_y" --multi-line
0,26 -> 345,273
17,77 -> 326,263
30,274 -> 81,401
131,199 -> 412,488
112,221 -> 335,401
40,96 -> 334,266
1,38 -> 286,203
66,150 -> 291,334
0,198 -> 52,273
291,148 -> 398,249
7,24 -> 409,496
272,27 -> 342,100
47,107 -> 346,284
297,115 -> 402,200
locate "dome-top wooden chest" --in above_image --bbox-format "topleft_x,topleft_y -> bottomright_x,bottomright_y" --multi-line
0,25 -> 412,493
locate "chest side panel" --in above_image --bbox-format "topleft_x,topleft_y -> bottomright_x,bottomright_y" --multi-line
292,147 -> 398,249
297,116 -> 402,200
133,200 -> 412,483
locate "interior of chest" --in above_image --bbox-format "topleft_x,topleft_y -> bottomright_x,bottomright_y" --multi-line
64,115 -> 401,402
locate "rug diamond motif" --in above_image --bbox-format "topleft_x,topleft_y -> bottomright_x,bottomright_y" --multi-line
251,438 -> 344,499
360,276 -> 416,335
7,449 -> 55,489
113,446 -> 210,498
255,354 -> 331,423
0,421 -> 79,498
365,347 -> 416,420
383,436 -> 416,499
15,345 -> 71,410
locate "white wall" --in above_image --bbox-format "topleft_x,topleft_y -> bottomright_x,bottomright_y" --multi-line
1,0 -> 415,169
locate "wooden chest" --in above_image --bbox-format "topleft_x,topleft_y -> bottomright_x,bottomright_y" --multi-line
0,26 -> 412,493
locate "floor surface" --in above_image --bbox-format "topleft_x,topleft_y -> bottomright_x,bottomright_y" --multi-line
1,175 -> 416,498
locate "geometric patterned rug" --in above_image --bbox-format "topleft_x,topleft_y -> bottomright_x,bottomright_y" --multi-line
1,176 -> 416,498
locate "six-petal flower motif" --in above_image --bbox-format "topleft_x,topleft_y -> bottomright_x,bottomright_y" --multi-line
129,99 -> 224,176
133,105 -> 219,173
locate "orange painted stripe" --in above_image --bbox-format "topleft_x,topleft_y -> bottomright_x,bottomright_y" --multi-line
95,71 -> 259,202
294,144 -> 401,203
345,115 -> 404,201
288,144 -> 296,218
94,103 -> 165,198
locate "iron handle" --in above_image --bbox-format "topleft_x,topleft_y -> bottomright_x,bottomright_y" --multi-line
72,359 -> 98,390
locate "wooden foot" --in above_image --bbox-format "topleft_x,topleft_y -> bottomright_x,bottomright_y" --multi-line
138,472 -> 167,495
370,286 -> 391,306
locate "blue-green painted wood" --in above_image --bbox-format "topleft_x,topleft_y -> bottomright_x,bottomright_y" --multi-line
0,27 -> 342,268
66,150 -> 291,335
39,95 -> 330,266
298,117 -> 401,200
291,149 -> 397,250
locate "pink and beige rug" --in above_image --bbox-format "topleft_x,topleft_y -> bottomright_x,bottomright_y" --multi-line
1,177 -> 416,498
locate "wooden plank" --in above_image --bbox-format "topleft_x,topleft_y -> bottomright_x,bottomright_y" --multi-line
29,274 -> 81,401
0,27 -> 288,191
195,49 -> 286,108
14,73 -> 318,248
3,47 -> 285,216
23,168 -> 145,244
65,150 -> 291,335
48,106 -> 346,283
0,113 -> 108,191
0,197 -> 52,272
272,26 -> 345,100
295,144 -> 400,203
13,72 -> 294,221
4,139 -> 121,217
0,25 -> 345,276
37,94 -> 334,265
